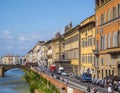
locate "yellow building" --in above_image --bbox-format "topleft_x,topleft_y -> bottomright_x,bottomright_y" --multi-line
64,23 -> 80,74
80,15 -> 95,77
52,32 -> 64,62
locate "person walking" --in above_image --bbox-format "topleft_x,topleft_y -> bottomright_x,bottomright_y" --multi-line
118,81 -> 120,93
108,84 -> 114,93
93,85 -> 97,93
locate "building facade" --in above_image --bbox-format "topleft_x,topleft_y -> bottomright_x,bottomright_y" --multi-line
52,32 -> 64,62
64,23 -> 80,74
80,15 -> 96,77
95,0 -> 120,79
44,40 -> 53,67
2,54 -> 20,65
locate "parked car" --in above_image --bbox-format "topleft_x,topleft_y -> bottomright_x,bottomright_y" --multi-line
98,79 -> 105,87
92,78 -> 98,85
80,72 -> 92,82
61,71 -> 69,76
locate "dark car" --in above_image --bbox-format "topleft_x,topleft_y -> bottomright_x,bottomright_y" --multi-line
80,73 -> 92,82
98,80 -> 105,87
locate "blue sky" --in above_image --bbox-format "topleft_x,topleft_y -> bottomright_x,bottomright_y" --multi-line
0,0 -> 95,57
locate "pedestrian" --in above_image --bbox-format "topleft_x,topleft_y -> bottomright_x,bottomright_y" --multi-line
93,85 -> 97,93
87,83 -> 91,92
118,81 -> 120,93
108,84 -> 113,93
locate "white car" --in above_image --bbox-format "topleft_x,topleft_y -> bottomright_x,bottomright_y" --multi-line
61,71 -> 69,76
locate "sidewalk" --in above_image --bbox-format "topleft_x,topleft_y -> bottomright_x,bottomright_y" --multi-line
68,80 -> 101,93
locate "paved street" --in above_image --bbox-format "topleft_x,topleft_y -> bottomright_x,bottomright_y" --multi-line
35,67 -> 119,93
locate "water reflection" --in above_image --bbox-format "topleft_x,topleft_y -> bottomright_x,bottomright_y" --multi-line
0,68 -> 30,93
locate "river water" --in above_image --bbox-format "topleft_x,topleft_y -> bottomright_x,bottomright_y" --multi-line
0,68 -> 30,93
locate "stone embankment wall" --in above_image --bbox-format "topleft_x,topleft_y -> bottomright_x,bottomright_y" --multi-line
31,68 -> 84,93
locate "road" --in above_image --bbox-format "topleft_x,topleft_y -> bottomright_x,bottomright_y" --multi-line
35,67 -> 118,93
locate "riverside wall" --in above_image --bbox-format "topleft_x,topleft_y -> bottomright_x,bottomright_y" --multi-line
31,68 -> 84,93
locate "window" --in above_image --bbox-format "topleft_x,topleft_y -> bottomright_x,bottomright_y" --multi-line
88,36 -> 92,46
119,4 -> 120,16
75,49 -> 79,59
88,53 -> 92,63
118,31 -> 120,47
113,7 -> 116,19
104,35 -> 106,49
111,56 -> 115,65
101,36 -> 104,50
82,39 -> 85,48
111,8 -> 113,20
96,0 -> 99,7
108,33 -> 111,48
101,0 -> 104,4
108,9 -> 111,21
112,32 -> 118,47
96,16 -> 98,26
107,57 -> 110,66
101,58 -> 104,66
82,55 -> 85,63
101,14 -> 104,24
104,12 -> 106,23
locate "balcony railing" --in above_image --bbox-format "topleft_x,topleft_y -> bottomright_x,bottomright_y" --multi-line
106,47 -> 120,54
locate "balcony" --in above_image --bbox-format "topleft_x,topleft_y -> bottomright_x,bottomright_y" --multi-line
106,47 -> 120,55
93,49 -> 99,55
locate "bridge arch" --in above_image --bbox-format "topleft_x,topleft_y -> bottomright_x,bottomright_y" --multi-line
0,65 -> 30,76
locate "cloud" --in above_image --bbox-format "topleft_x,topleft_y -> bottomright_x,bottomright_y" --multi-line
18,36 -> 29,42
0,30 -> 44,56
1,30 -> 14,40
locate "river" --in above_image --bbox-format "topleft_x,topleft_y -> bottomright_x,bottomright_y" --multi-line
0,68 -> 30,93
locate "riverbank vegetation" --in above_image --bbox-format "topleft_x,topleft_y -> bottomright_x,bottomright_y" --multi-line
24,70 -> 60,93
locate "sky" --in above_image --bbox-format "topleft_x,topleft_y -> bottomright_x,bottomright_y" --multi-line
0,0 -> 95,57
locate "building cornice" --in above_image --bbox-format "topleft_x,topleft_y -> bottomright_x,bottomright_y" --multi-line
63,25 -> 80,37
95,0 -> 112,10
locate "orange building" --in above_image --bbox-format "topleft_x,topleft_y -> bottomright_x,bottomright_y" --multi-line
95,0 -> 120,79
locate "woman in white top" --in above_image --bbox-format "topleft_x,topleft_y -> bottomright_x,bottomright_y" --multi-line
108,84 -> 113,93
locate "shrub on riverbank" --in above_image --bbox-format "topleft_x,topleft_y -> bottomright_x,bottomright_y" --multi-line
24,70 -> 60,93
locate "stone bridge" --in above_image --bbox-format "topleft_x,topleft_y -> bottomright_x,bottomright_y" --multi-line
0,65 -> 30,76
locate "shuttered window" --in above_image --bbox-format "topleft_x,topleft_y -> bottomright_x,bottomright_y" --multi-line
104,35 -> 106,49
118,31 -> 120,47
108,9 -> 111,21
116,5 -> 118,18
108,33 -> 111,48
113,7 -> 116,19
112,32 -> 115,47
101,58 -> 104,66
104,12 -> 106,23
119,4 -> 120,17
115,32 -> 118,47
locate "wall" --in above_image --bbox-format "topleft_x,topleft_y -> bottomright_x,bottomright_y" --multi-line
31,68 -> 84,93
